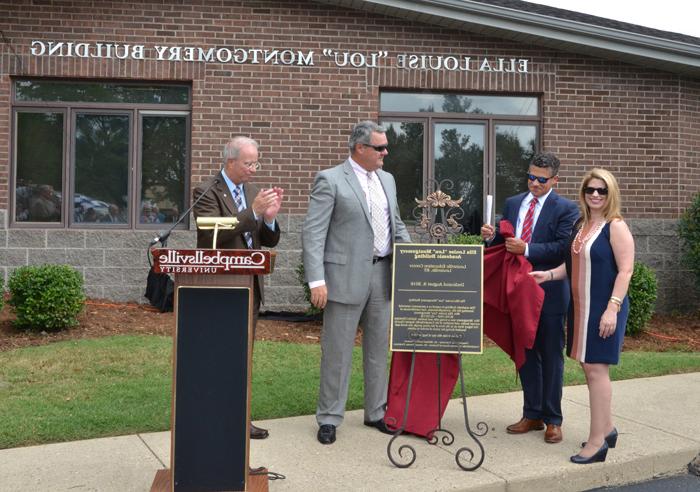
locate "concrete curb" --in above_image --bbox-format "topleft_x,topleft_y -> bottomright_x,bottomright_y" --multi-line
0,373 -> 698,491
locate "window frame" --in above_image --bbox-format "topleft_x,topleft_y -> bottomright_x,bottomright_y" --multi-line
11,107 -> 68,228
379,91 -> 542,217
10,78 -> 191,230
136,110 -> 192,228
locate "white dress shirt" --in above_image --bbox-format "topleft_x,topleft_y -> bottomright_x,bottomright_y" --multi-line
516,188 -> 553,257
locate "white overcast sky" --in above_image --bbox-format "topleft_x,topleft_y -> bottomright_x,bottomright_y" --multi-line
527,0 -> 700,38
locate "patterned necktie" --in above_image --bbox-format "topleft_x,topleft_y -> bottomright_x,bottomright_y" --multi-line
367,172 -> 389,255
233,185 -> 254,249
520,197 -> 538,243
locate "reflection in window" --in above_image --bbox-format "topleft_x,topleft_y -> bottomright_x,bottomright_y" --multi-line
15,80 -> 189,105
380,92 -> 538,116
12,79 -> 191,229
140,115 -> 187,224
381,121 -> 424,221
15,112 -> 63,223
434,123 -> 485,235
495,124 -> 536,214
74,114 -> 129,224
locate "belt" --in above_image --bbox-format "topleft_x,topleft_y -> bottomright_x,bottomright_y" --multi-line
372,255 -> 391,264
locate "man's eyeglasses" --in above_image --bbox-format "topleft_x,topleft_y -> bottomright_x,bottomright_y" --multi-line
584,186 -> 608,196
241,161 -> 261,170
364,144 -> 388,153
526,173 -> 556,184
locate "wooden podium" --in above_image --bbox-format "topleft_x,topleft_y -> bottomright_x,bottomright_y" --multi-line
150,248 -> 273,492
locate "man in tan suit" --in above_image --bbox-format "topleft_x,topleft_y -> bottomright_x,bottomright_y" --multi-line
193,136 -> 283,439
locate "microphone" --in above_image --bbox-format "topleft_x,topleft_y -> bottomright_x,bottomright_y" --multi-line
148,177 -> 221,248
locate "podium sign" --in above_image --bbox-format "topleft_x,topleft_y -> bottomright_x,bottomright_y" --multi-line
152,248 -> 272,275
390,244 -> 483,354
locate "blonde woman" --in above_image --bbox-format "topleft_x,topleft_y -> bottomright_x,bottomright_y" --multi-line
531,168 -> 634,464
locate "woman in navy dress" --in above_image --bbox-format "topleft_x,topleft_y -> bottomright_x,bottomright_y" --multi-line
531,168 -> 634,464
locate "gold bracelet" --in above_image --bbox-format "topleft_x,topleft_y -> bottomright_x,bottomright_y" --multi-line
609,296 -> 622,305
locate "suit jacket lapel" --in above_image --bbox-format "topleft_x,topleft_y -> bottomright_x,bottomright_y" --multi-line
508,192 -> 528,227
216,171 -> 237,216
377,169 -> 396,234
242,182 -> 258,214
532,191 -> 558,241
343,160 -> 372,225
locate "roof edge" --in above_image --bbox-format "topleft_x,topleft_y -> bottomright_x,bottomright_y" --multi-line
316,0 -> 700,74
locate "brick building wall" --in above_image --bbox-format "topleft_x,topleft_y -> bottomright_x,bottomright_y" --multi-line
0,0 -> 698,311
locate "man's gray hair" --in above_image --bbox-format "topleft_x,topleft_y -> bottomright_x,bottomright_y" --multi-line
223,136 -> 259,164
348,121 -> 386,152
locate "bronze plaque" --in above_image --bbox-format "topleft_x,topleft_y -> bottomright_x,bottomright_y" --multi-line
390,244 -> 483,354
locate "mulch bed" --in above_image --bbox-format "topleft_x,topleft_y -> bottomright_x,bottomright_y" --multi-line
0,300 -> 698,353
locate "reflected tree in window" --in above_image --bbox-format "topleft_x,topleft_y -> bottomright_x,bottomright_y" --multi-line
495,125 -> 536,214
440,95 -> 482,114
382,121 -> 424,221
435,124 -> 484,234
140,116 -> 187,224
74,114 -> 129,223
15,112 -> 63,222
15,80 -> 189,104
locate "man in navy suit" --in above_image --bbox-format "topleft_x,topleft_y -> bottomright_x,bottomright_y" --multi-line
481,152 -> 579,443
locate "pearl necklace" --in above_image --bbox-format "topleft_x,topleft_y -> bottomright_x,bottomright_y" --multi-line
572,220 -> 605,255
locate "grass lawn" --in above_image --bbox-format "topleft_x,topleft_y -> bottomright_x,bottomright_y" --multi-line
0,334 -> 698,449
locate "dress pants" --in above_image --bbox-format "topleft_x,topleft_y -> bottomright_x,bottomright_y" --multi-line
518,312 -> 565,425
316,260 -> 391,427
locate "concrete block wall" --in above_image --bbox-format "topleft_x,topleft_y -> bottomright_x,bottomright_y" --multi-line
0,208 -> 697,314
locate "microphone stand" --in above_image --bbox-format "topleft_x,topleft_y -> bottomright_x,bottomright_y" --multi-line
146,176 -> 221,265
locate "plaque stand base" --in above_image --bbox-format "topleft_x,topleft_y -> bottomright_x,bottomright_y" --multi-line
150,468 -> 269,492
387,351 -> 488,471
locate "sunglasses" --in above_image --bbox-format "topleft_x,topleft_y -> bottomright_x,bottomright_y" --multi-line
526,173 -> 556,184
364,144 -> 388,152
584,187 -> 608,195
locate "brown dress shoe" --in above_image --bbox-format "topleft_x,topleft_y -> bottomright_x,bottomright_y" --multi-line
250,423 -> 269,439
506,417 -> 544,434
544,424 -> 562,443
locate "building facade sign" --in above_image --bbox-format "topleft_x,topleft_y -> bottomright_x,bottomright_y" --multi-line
29,40 -> 530,73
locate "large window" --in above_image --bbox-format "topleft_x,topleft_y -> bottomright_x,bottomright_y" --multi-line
12,80 -> 191,228
381,92 -> 539,234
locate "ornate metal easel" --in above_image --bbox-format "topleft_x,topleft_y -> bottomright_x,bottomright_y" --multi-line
387,179 -> 488,471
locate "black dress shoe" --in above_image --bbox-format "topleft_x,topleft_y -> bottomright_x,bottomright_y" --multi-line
250,423 -> 269,440
581,427 -> 618,448
571,441 -> 609,464
364,418 -> 395,435
317,424 -> 336,444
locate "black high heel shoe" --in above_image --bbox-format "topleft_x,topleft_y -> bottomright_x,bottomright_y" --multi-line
581,427 -> 618,448
571,441 -> 609,464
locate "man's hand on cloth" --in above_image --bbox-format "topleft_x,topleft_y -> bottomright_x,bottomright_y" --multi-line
505,237 -> 526,255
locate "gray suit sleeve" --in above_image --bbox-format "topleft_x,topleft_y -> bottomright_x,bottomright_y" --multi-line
302,172 -> 335,283
393,202 -> 411,243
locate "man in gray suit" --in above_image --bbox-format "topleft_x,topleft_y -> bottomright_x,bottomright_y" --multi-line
303,121 -> 411,445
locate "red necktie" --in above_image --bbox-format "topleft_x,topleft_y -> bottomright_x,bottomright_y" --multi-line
520,197 -> 538,243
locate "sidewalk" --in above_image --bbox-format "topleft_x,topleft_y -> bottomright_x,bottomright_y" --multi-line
1,372 -> 698,492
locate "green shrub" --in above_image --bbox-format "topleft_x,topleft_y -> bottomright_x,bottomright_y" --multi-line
626,261 -> 657,336
295,263 -> 323,316
8,264 -> 85,331
678,192 -> 700,292
447,233 -> 484,245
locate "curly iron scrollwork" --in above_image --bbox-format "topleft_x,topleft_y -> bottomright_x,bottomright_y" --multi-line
413,179 -> 464,243
454,355 -> 488,471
